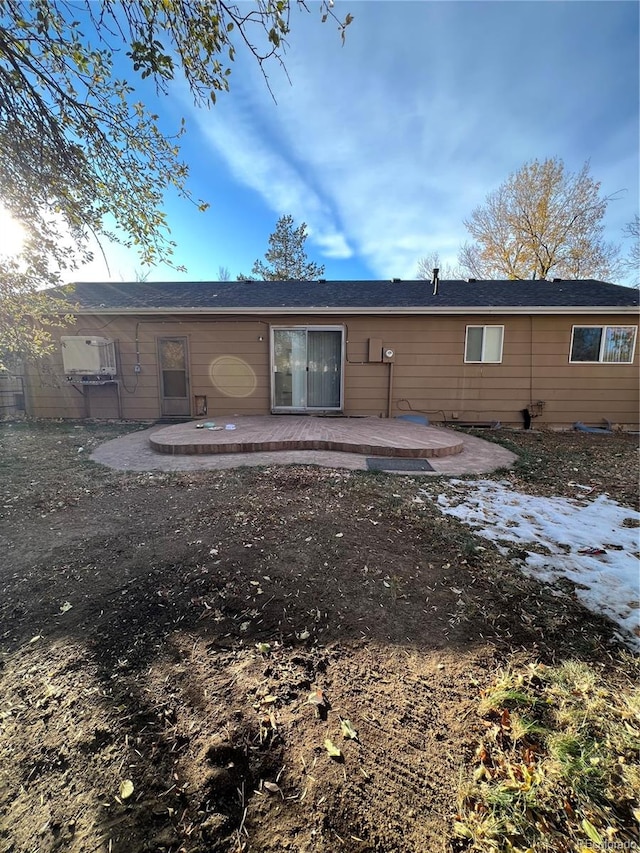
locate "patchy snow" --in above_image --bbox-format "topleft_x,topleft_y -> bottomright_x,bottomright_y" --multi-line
420,480 -> 640,651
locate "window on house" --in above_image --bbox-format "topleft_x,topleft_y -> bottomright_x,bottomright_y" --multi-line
464,325 -> 504,363
570,326 -> 637,363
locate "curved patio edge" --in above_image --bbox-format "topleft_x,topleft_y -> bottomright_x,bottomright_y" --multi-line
89,424 -> 518,475
148,416 -> 465,458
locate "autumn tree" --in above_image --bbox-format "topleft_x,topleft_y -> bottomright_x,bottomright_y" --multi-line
458,158 -> 620,281
416,252 -> 462,280
0,0 -> 350,366
238,215 -> 325,281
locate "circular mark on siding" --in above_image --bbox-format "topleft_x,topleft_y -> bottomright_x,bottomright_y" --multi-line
209,356 -> 257,398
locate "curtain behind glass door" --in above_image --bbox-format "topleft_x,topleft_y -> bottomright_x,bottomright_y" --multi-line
307,330 -> 341,408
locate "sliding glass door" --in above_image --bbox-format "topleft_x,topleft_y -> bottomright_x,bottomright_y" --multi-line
273,329 -> 307,409
272,327 -> 343,411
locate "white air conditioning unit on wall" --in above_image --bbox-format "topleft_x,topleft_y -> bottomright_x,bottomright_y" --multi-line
61,336 -> 117,380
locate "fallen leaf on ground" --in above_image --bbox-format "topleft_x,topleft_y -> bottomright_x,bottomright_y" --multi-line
119,779 -> 134,800
324,739 -> 342,758
580,818 -> 602,844
340,719 -> 359,741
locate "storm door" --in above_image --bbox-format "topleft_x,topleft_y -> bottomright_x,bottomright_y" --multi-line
271,327 -> 343,412
158,336 -> 191,416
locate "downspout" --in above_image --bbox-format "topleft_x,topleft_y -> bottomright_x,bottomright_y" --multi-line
523,315 -> 545,428
529,314 -> 534,416
522,315 -> 534,429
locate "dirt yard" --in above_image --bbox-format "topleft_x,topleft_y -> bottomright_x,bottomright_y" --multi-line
0,422 -> 638,853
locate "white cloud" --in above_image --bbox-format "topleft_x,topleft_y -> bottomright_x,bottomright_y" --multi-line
189,2 -> 638,280
194,82 -> 353,265
310,230 -> 353,259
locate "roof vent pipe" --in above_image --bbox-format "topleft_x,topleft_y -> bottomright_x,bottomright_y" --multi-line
432,267 -> 440,296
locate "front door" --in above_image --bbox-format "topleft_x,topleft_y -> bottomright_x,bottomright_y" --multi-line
272,327 -> 343,412
158,336 -> 191,417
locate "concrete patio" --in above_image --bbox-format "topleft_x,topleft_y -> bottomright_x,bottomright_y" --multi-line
91,416 -> 519,475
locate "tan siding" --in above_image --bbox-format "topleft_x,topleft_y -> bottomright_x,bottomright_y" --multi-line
523,376 -> 634,390
347,314 -> 520,423
528,314 -> 639,428
26,349 -> 87,418
341,313 -> 638,427
24,311 -> 639,427
130,320 -> 271,417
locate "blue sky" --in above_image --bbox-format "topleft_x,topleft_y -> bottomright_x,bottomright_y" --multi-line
79,0 -> 639,284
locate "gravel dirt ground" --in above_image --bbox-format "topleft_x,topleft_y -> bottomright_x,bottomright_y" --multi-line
0,421 -> 638,853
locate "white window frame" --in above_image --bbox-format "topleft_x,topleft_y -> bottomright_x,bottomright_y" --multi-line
464,325 -> 504,364
569,325 -> 637,364
270,325 -> 345,412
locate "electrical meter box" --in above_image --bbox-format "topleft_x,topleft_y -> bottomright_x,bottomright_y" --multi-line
61,337 -> 117,381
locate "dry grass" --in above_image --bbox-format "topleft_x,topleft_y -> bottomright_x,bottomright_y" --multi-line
456,657 -> 640,852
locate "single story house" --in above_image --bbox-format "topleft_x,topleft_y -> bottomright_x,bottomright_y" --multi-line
25,277 -> 640,429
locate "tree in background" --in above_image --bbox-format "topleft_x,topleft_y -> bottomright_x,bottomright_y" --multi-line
458,158 -> 620,281
217,265 -> 232,281
621,215 -> 639,287
238,215 -> 325,281
0,0 -> 350,366
416,252 -> 463,280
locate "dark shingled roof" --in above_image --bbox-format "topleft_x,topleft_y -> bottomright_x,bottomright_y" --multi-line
57,279 -> 640,312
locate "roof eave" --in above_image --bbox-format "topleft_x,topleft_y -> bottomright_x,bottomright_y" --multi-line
65,305 -> 640,316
